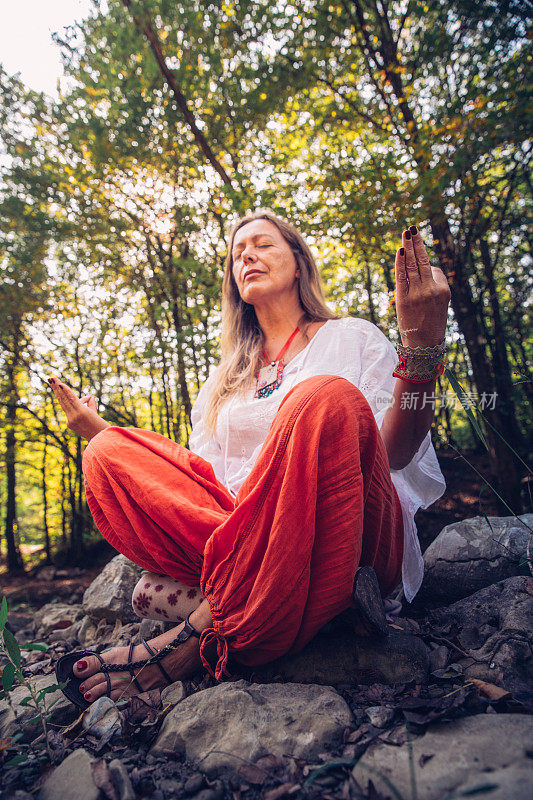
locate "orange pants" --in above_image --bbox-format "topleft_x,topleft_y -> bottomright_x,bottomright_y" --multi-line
82,375 -> 403,680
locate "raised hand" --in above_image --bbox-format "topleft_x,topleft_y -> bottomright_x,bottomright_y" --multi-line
394,225 -> 451,348
48,377 -> 110,441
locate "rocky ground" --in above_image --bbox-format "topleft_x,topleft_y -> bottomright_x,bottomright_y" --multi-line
1,513 -> 532,800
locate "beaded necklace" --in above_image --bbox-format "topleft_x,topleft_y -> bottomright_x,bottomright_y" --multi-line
255,326 -> 300,399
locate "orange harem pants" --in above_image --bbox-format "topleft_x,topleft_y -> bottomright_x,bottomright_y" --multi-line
82,375 -> 404,681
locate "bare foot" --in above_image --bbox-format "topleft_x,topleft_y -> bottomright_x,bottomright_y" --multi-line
48,376 -> 111,441
72,621 -> 203,703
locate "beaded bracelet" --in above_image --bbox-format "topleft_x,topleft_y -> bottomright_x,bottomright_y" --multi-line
393,341 -> 447,384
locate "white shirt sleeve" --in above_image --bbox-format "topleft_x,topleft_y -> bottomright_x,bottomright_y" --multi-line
358,322 -> 446,602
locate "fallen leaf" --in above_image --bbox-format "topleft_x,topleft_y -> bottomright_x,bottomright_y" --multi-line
91,758 -> 118,800
256,753 -> 282,772
60,708 -> 86,739
237,764 -> 268,785
471,679 -> 512,702
50,620 -> 73,630
0,737 -> 16,752
419,753 -> 435,767
263,783 -> 299,800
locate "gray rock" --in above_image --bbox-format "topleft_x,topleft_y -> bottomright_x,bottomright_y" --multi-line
39,748 -> 100,800
152,679 -> 352,775
82,696 -> 123,739
109,758 -> 135,800
365,706 -> 395,728
34,602 -> 81,636
419,513 -> 533,605
183,774 -> 205,794
352,714 -> 533,800
248,628 -> 429,685
76,615 -> 98,646
0,674 -> 72,740
423,575 -> 533,693
161,681 -> 187,707
82,554 -> 142,623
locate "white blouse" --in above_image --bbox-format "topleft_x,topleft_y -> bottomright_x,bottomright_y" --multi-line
189,317 -> 446,602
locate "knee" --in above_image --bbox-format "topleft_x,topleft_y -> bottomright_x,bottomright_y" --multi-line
280,375 -> 366,415
131,572 -> 158,619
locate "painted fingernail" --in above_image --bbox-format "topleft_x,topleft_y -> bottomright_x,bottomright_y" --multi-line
84,692 -> 92,700
76,660 -> 88,670
79,684 -> 85,692
410,225 -> 418,235
48,378 -> 54,385
405,231 -> 411,239
400,247 -> 405,255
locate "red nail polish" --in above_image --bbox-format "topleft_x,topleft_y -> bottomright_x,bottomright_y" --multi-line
76,660 -> 88,670
410,225 -> 418,235
400,247 -> 405,255
79,684 -> 85,692
84,691 -> 91,700
405,231 -> 411,239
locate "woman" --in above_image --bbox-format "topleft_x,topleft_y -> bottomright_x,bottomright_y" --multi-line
51,210 -> 449,707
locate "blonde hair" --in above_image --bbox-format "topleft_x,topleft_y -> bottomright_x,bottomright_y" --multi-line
203,209 -> 338,434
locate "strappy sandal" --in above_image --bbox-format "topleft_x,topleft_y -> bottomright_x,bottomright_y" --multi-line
349,565 -> 389,637
55,612 -> 201,710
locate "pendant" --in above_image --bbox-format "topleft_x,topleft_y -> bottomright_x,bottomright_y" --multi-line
255,359 -> 284,399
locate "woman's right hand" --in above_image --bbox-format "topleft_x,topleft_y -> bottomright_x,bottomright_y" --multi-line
48,376 -> 111,441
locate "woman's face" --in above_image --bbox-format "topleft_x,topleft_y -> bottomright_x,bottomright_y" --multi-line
231,219 -> 300,307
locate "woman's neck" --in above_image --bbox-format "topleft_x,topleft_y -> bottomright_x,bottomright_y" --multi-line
255,301 -> 304,348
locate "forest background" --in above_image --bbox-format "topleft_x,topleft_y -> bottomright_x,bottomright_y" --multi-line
0,0 -> 531,575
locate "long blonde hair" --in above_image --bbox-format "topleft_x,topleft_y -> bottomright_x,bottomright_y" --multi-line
204,209 -> 338,434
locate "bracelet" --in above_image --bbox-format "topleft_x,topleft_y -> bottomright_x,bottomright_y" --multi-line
393,341 -> 446,383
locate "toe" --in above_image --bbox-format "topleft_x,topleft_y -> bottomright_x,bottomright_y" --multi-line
73,655 -> 103,678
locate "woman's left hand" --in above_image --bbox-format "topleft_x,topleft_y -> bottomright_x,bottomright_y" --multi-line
394,225 -> 451,348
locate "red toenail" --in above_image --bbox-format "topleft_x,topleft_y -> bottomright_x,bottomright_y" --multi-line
76,660 -> 88,670
84,692 -> 91,700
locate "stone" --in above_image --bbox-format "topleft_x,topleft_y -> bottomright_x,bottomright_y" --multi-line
75,615 -> 98,646
247,628 -> 429,685
184,774 -> 205,794
352,714 -> 533,800
82,554 -> 142,623
365,706 -> 395,728
36,565 -> 56,581
428,645 -> 450,673
109,758 -> 135,800
39,748 -> 100,800
82,696 -> 123,739
34,602 -> 81,636
423,576 -> 533,693
152,679 -> 352,775
0,674 -> 72,740
418,513 -> 532,605
161,681 -> 187,707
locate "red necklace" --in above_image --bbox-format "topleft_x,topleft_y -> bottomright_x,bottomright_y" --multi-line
255,326 -> 300,399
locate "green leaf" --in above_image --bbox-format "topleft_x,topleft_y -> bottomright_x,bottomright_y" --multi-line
1,662 -> 16,693
19,696 -> 35,707
20,642 -> 48,652
5,754 -> 30,767
3,628 -> 21,668
0,596 -> 7,632
36,684 -> 63,703
445,368 -> 488,450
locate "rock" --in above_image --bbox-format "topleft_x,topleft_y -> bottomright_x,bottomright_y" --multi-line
419,513 -> 532,605
0,674 -> 72,740
76,615 -> 98,645
428,645 -> 450,673
365,706 -> 395,728
36,565 -> 56,581
82,696 -> 123,739
39,748 -> 100,800
161,681 -> 187,707
352,714 -> 533,800
423,576 -> 533,693
82,554 -> 142,623
152,679 -> 352,775
109,758 -> 135,800
34,602 -> 81,636
247,628 -> 429,685
184,774 -> 205,794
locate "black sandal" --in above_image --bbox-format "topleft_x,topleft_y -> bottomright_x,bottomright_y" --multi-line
55,613 -> 201,709
349,565 -> 389,637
